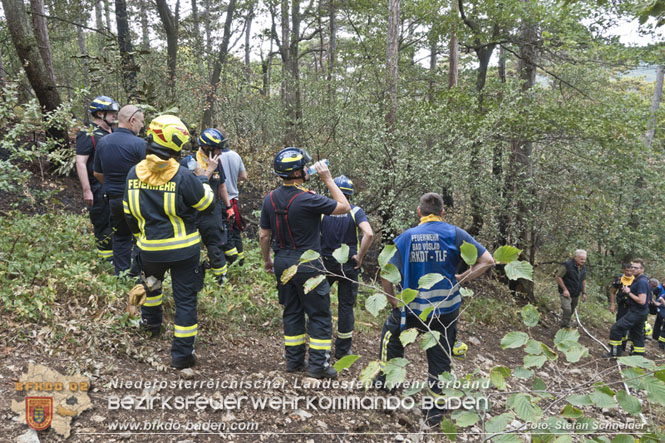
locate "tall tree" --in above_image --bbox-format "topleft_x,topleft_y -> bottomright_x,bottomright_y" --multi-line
115,0 -> 138,100
448,0 -> 459,88
29,0 -> 56,84
139,0 -> 150,49
155,0 -> 180,101
95,0 -> 104,52
201,0 -> 237,128
1,0 -> 65,143
645,66 -> 664,148
385,0 -> 400,130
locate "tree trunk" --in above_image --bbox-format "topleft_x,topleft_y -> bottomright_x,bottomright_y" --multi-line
0,43 -> 6,86
76,23 -> 90,86
385,0 -> 399,131
140,0 -> 150,49
645,65 -> 664,148
95,0 -> 104,52
115,0 -> 138,100
155,0 -> 179,101
448,0 -> 458,88
201,0 -> 237,128
245,2 -> 254,83
204,0 -> 212,59
29,0 -> 56,84
104,0 -> 111,31
1,0 -> 65,144
327,0 -> 336,101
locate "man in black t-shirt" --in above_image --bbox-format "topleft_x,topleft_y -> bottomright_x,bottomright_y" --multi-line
259,147 -> 350,379
75,95 -> 118,261
607,259 -> 650,358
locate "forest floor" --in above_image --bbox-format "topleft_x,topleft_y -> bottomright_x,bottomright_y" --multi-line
2,166 -> 663,442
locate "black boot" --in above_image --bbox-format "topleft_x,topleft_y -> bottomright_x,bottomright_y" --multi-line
604,345 -> 622,358
306,366 -> 338,379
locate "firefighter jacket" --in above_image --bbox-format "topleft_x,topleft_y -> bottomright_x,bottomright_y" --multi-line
123,154 -> 214,263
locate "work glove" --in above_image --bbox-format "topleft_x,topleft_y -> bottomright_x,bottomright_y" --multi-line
127,284 -> 147,318
226,207 -> 235,221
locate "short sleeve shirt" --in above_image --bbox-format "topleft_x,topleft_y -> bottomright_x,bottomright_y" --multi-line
220,149 -> 245,200
75,123 -> 110,184
629,274 -> 650,314
260,185 -> 337,252
320,204 -> 369,257
93,128 -> 146,196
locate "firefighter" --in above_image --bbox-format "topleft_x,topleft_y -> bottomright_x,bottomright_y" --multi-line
183,128 -> 233,285
123,115 -> 214,370
75,96 -> 118,261
376,192 -> 494,426
259,148 -> 350,379
607,259 -> 650,358
609,263 -> 634,351
320,175 -> 374,359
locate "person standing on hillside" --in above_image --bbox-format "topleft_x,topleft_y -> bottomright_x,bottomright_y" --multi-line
75,96 -> 118,261
320,175 -> 374,359
94,105 -> 145,276
123,115 -> 214,369
218,132 -> 248,267
609,263 -> 634,351
259,148 -> 350,379
652,283 -> 665,350
182,128 -> 233,285
607,259 -> 650,357
375,192 -> 494,427
554,249 -> 588,328
649,278 -> 665,340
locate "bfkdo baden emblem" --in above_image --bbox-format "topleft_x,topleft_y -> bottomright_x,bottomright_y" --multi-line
25,397 -> 53,431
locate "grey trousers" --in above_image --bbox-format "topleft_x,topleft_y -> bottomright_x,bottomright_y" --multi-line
560,295 -> 580,328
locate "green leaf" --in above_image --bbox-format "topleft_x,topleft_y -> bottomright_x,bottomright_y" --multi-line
485,413 -> 513,434
505,260 -> 533,281
574,417 -> 597,434
380,263 -> 401,284
594,384 -> 615,397
512,393 -> 543,422
440,418 -> 457,441
532,377 -> 547,391
616,390 -> 642,415
332,244 -> 349,264
493,245 -> 521,264
453,410 -> 480,427
459,287 -> 474,297
525,339 -> 544,355
617,355 -> 656,370
490,366 -> 511,390
299,249 -> 320,263
621,368 -> 645,390
513,367 -> 534,379
561,404 -> 583,418
418,273 -> 444,289
501,331 -> 529,349
644,376 -> 665,406
359,360 -> 381,389
403,382 -> 424,396
524,355 -> 547,369
563,344 -> 589,363
365,293 -> 387,317
280,264 -> 298,284
460,241 -> 478,266
303,275 -> 326,294
398,288 -> 418,306
521,303 -> 540,327
378,244 -> 397,268
384,358 -> 409,389
553,436 -> 574,443
399,328 -> 419,347
554,328 -> 580,350
333,354 -> 360,372
420,331 -> 441,351
541,343 -> 558,361
419,307 -> 434,321
589,390 -> 616,409
567,394 -> 593,406
611,436 -> 636,443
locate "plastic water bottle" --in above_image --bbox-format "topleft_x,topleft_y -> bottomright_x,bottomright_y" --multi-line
185,155 -> 197,171
305,159 -> 329,176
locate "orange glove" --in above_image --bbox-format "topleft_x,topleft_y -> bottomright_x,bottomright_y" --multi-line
226,207 -> 235,220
